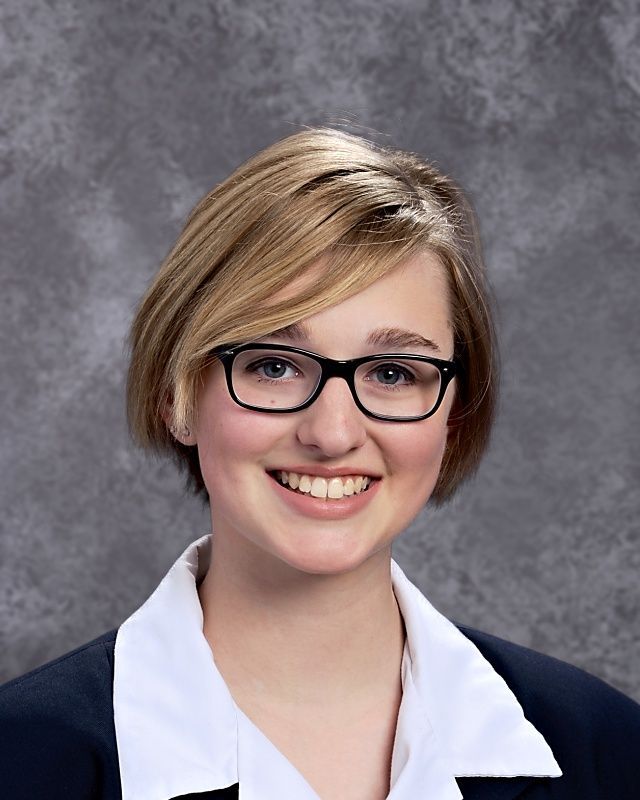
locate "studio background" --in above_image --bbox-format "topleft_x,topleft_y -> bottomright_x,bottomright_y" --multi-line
1,0 -> 638,701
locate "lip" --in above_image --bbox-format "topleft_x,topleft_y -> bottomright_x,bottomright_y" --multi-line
267,465 -> 383,479
267,471 -> 382,520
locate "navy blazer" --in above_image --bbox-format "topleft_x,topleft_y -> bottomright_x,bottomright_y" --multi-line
1,624 -> 639,799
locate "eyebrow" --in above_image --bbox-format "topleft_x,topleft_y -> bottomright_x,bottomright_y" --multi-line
267,322 -> 442,353
367,326 -> 442,353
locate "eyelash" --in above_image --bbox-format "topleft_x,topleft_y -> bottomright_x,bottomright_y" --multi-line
249,359 -> 301,382
364,365 -> 417,389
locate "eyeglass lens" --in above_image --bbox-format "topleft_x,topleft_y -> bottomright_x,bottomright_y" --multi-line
230,348 -> 443,418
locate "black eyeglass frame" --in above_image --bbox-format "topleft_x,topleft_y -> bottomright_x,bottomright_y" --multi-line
213,342 -> 458,422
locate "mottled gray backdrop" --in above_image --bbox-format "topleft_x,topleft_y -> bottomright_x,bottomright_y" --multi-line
1,0 -> 639,701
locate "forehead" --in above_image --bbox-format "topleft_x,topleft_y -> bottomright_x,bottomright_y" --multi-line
265,251 -> 453,356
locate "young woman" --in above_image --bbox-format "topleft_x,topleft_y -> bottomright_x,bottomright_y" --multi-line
1,128 -> 639,799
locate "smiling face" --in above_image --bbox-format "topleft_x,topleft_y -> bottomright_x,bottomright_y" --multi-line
190,250 -> 455,576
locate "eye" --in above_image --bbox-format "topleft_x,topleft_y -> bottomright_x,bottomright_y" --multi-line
366,363 -> 416,387
247,357 -> 302,381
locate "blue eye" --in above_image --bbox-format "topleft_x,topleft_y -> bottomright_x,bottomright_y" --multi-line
368,364 -> 415,387
247,358 -> 301,381
261,360 -> 288,379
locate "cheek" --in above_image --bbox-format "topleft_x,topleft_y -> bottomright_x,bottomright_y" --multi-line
387,417 -> 449,493
195,391 -> 284,496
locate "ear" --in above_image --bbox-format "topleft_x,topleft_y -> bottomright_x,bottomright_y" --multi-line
161,396 -> 197,446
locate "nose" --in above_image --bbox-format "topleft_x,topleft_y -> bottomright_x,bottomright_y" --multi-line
295,376 -> 368,456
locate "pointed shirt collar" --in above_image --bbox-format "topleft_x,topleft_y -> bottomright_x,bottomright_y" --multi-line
114,535 -> 561,800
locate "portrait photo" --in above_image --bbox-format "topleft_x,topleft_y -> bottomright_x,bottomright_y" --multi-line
1,1 -> 638,798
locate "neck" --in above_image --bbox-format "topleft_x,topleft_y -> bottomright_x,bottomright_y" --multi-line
198,530 -> 406,713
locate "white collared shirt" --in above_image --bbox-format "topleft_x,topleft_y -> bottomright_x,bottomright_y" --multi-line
114,535 -> 561,800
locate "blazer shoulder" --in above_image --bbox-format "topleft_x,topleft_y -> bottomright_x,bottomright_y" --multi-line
0,628 -> 117,696
0,628 -> 121,800
456,622 -> 640,718
457,622 -> 640,795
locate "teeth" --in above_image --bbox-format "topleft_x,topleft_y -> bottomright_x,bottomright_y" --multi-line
275,471 -> 374,500
310,477 -> 327,498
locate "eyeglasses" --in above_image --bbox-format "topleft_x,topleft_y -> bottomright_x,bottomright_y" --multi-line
213,342 -> 457,422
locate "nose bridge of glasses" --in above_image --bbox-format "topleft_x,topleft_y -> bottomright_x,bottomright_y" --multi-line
313,355 -> 360,401
319,355 -> 356,379
296,356 -> 362,419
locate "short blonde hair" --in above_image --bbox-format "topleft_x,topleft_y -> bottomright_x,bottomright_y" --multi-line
127,128 -> 498,504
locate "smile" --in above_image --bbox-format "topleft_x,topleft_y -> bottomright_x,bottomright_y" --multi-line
270,470 -> 376,500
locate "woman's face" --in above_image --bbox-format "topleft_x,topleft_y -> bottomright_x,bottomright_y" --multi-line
192,250 -> 455,576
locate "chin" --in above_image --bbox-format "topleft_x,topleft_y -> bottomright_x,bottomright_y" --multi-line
271,531 -> 390,577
